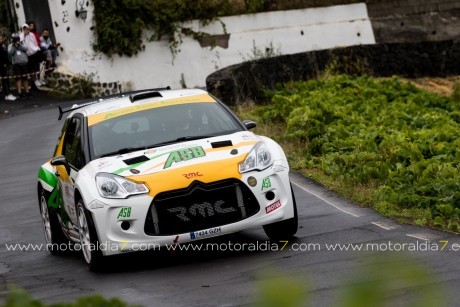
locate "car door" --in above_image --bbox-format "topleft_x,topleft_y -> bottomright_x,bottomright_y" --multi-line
57,116 -> 86,226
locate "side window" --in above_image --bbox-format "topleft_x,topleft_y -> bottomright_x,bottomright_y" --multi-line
53,118 -> 69,156
73,124 -> 85,169
62,118 -> 77,159
62,117 -> 85,170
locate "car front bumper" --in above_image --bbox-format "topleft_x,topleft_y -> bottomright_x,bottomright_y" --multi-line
86,162 -> 294,256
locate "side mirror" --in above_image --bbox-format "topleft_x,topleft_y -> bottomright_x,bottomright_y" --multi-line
51,155 -> 69,174
242,120 -> 257,130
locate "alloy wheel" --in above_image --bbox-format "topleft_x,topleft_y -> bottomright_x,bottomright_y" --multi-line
78,206 -> 92,264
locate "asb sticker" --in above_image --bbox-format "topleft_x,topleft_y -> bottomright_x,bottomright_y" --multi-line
190,226 -> 222,240
117,207 -> 131,219
164,146 -> 206,169
261,177 -> 271,190
265,200 -> 281,214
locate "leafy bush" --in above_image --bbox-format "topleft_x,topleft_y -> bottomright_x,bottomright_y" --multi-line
3,287 -> 130,307
256,75 -> 460,230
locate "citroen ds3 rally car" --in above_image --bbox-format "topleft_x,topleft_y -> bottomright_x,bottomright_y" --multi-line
37,88 -> 298,270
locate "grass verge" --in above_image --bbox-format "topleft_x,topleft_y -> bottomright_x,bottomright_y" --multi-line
235,75 -> 460,233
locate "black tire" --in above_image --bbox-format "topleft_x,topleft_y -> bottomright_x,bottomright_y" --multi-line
39,187 -> 69,255
263,184 -> 298,241
76,199 -> 104,271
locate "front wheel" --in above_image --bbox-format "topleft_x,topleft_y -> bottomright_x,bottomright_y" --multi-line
39,188 -> 68,254
263,184 -> 298,241
76,199 -> 104,271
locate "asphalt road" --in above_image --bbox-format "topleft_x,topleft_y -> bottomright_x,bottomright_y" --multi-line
0,103 -> 459,306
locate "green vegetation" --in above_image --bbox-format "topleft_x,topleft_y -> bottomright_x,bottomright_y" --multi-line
241,75 -> 460,232
2,287 -> 131,307
0,0 -> 15,33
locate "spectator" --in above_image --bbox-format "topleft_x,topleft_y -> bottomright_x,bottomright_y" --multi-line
9,33 -> 31,99
0,35 -> 17,101
27,21 -> 41,46
20,24 -> 43,88
40,28 -> 60,68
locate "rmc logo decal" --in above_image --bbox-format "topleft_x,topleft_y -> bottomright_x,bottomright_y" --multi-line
183,172 -> 203,179
167,200 -> 236,222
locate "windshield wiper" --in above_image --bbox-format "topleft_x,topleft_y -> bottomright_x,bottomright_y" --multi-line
148,135 -> 217,148
100,146 -> 146,158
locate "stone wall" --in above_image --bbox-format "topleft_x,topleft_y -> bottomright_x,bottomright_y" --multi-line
367,0 -> 460,43
47,72 -> 122,98
206,40 -> 460,105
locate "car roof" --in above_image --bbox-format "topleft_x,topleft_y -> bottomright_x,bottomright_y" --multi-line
68,88 -> 216,121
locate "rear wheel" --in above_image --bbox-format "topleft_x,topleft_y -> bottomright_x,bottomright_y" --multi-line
76,199 -> 104,271
263,184 -> 298,241
39,188 -> 68,254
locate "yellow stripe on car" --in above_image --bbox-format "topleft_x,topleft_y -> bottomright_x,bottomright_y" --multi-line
87,94 -> 216,126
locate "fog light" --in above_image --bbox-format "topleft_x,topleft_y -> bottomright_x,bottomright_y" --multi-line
265,191 -> 275,201
121,221 -> 131,231
247,176 -> 257,187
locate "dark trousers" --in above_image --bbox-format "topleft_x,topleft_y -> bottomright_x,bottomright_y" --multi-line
0,66 -> 10,95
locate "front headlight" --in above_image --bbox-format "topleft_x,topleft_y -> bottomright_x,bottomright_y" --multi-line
95,173 -> 149,199
239,142 -> 273,173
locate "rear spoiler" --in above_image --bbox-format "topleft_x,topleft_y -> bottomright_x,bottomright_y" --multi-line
58,86 -> 171,120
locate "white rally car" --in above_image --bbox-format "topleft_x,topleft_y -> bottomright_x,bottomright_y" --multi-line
37,88 -> 297,270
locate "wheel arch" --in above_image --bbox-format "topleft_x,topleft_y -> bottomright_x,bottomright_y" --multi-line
259,136 -> 289,163
74,188 -> 83,211
37,182 -> 43,195
37,182 -> 44,211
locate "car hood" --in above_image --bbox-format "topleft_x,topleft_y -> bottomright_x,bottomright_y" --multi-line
86,132 -> 260,196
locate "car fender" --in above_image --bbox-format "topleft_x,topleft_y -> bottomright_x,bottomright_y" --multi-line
258,136 -> 289,167
73,167 -> 100,210
38,162 -> 58,193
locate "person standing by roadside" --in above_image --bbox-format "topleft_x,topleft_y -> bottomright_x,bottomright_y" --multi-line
20,24 -> 43,89
28,21 -> 48,85
28,21 -> 41,46
40,28 -> 60,69
9,33 -> 31,99
0,35 -> 17,101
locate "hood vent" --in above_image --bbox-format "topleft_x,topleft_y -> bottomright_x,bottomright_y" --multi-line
211,140 -> 233,148
123,155 -> 149,165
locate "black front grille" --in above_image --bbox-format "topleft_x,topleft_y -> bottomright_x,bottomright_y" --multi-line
145,179 -> 259,236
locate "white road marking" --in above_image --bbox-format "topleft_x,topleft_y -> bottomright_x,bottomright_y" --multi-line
371,221 -> 398,230
291,180 -> 360,217
406,233 -> 440,241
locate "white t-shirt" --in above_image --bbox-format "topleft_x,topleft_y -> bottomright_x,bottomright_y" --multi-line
19,32 -> 40,56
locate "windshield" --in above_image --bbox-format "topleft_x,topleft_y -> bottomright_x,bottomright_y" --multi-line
88,102 -> 243,159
